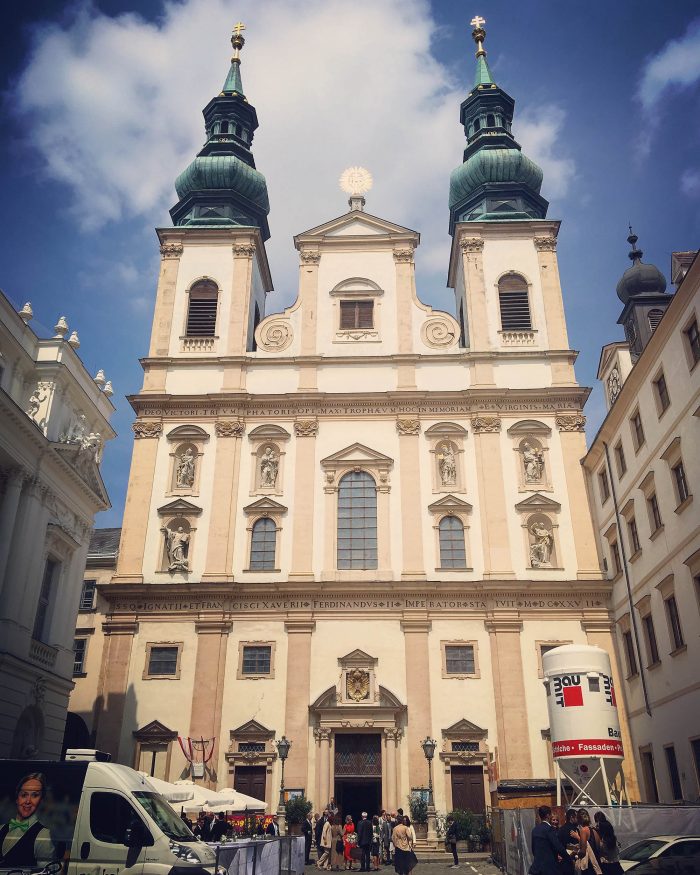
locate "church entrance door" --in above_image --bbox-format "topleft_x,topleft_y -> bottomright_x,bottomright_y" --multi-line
334,733 -> 382,821
450,765 -> 485,814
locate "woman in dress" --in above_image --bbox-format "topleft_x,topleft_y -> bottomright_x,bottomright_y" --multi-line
330,816 -> 345,871
370,816 -> 381,871
343,815 -> 357,871
593,813 -> 623,875
577,809 -> 602,874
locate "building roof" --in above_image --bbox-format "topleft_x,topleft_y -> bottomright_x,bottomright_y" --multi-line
87,527 -> 121,563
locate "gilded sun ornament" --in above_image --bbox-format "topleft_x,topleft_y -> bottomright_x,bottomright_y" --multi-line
339,166 -> 373,197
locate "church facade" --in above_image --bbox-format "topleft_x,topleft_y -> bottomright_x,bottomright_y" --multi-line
76,21 -> 639,816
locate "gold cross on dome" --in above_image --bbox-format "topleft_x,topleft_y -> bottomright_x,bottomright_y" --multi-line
233,21 -> 246,36
470,15 -> 486,29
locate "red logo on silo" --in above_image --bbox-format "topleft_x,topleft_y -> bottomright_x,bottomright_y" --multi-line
553,675 -> 584,707
562,685 -> 584,707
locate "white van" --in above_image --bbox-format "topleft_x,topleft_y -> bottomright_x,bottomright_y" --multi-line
0,751 -> 217,875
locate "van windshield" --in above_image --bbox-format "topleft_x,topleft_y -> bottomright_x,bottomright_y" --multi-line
133,791 -> 194,841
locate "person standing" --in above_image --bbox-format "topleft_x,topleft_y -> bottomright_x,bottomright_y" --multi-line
445,816 -> 459,868
370,816 -> 381,871
380,812 -> 391,865
210,813 -> 229,842
331,817 -> 345,871
556,810 -> 580,875
303,812 -> 313,865
529,806 -> 568,875
317,816 -> 334,871
593,814 -> 623,875
343,815 -> 358,871
577,809 -> 602,874
390,817 -> 416,875
266,814 -> 281,836
402,817 -> 416,849
357,812 -> 372,872
316,812 -> 328,861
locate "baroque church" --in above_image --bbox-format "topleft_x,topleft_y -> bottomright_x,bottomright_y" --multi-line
73,20 -> 639,820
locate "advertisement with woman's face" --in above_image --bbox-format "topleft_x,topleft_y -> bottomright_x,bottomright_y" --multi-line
0,763 -> 88,872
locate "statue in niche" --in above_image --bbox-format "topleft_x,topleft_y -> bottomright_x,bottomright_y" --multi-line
26,385 -> 47,419
529,521 -> 554,567
522,441 -> 544,482
260,446 -> 279,487
176,447 -> 196,488
437,442 -> 457,486
161,525 -> 190,571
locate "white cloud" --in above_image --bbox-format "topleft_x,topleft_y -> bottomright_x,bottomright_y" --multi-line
638,18 -> 700,113
681,168 -> 700,198
13,0 -> 575,306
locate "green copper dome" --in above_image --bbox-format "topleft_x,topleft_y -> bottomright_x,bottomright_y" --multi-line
175,155 -> 270,213
449,148 -> 543,210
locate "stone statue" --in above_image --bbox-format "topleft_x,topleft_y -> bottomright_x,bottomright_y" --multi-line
437,442 -> 457,486
176,447 -> 196,488
26,386 -> 47,419
529,521 -> 554,567
161,525 -> 190,571
522,441 -> 544,482
260,446 -> 279,487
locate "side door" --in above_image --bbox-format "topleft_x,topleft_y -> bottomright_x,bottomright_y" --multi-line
73,790 -> 148,875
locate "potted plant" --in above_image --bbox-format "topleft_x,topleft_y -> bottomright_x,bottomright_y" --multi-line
285,795 -> 313,836
446,809 -> 473,851
408,794 -> 428,839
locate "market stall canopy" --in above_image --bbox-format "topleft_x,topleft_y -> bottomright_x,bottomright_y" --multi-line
173,779 -> 217,807
205,787 -> 266,810
138,773 -> 194,803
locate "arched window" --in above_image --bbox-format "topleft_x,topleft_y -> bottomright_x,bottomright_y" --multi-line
438,516 -> 467,568
250,518 -> 276,570
486,113 -> 495,127
473,118 -> 481,132
498,273 -> 532,331
648,309 -> 664,332
220,121 -> 229,134
337,471 -> 377,569
186,279 -> 218,337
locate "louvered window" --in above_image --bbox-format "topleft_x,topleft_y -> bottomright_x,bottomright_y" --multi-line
186,280 -> 218,337
648,309 -> 664,332
340,300 -> 373,330
498,273 -> 532,331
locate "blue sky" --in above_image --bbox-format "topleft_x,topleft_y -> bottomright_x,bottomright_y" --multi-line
2,0 -> 699,528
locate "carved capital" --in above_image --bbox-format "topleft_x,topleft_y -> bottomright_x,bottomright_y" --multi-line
534,236 -> 558,252
159,243 -> 183,259
294,419 -> 318,437
392,247 -> 415,263
299,250 -> 321,264
233,243 -> 256,257
132,421 -> 162,439
314,727 -> 332,743
459,237 -> 484,253
470,415 -> 501,434
396,418 -> 420,436
556,413 -> 586,432
216,421 -> 245,438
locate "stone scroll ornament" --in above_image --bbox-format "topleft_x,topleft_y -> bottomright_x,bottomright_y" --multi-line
470,415 -> 501,434
257,318 -> 293,352
421,315 -> 458,349
215,421 -> 245,437
556,414 -> 586,432
396,419 -> 420,435
294,420 -> 318,437
132,421 -> 162,439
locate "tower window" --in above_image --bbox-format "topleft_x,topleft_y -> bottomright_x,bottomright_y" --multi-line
498,273 -> 532,331
648,309 -> 664,332
340,300 -> 373,330
337,471 -> 377,569
220,121 -> 229,134
486,113 -> 495,127
473,118 -> 481,132
186,280 -> 218,337
438,516 -> 467,568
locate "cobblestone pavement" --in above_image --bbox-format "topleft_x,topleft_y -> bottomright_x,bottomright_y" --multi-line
305,861 -> 501,875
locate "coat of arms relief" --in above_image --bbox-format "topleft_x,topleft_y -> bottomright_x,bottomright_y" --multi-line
345,668 -> 371,702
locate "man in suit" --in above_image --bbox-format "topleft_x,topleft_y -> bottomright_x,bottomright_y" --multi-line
356,812 -> 372,872
266,815 -> 281,836
529,805 -> 568,875
302,813 -> 313,864
210,813 -> 229,842
315,811 -> 328,861
379,811 -> 391,865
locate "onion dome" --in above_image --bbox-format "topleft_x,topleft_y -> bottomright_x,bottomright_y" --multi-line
169,24 -> 270,239
449,18 -> 548,232
616,228 -> 667,303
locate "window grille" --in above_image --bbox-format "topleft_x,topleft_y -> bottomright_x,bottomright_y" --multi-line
648,309 -> 664,332
73,638 -> 88,675
665,746 -> 683,800
249,518 -> 276,570
186,281 -> 218,337
438,516 -> 467,567
242,646 -> 272,675
445,644 -> 475,675
80,579 -> 96,611
147,646 -> 178,676
451,741 -> 479,752
337,471 -> 377,569
340,300 -> 373,330
33,559 -> 57,642
238,742 -> 265,753
498,274 -> 531,331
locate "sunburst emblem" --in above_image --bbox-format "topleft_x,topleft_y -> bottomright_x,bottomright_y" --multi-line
339,166 -> 373,197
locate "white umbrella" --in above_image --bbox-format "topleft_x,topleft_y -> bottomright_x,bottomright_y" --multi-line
137,773 -> 194,803
205,787 -> 266,810
173,779 -> 217,807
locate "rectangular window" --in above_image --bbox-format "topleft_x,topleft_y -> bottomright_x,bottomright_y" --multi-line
665,746 -> 683,801
339,300 -> 373,330
672,462 -> 690,505
665,596 -> 685,650
630,410 -> 645,451
648,493 -> 663,533
73,638 -> 88,675
147,646 -> 179,676
599,469 -> 610,504
33,558 -> 57,642
241,645 -> 272,675
641,749 -> 659,802
643,615 -> 660,665
685,318 -> 700,366
588,677 -> 600,692
79,579 -> 97,612
444,644 -> 475,675
623,630 -> 638,677
614,442 -> 627,477
610,541 -> 622,576
628,517 -> 641,554
654,373 -> 670,413
185,296 -> 217,337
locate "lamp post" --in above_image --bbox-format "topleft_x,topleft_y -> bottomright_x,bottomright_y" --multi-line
275,735 -> 291,835
420,737 -> 438,847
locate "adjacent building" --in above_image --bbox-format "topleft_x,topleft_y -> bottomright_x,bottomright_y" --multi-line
0,292 -> 115,758
584,238 -> 700,803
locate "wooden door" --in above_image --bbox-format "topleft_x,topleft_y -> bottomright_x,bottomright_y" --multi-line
234,765 -> 267,802
450,765 -> 485,814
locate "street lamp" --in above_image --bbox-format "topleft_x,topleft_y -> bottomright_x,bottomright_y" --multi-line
275,735 -> 292,833
420,737 -> 438,846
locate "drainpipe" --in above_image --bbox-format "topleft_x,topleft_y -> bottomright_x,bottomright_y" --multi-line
603,441 -> 652,716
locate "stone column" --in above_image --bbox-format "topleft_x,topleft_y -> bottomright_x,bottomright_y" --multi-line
396,419 -> 425,580
0,467 -> 26,593
223,241 -> 256,391
113,422 -> 162,583
282,620 -> 315,791
202,422 -> 245,581
93,620 -> 138,760
393,247 -> 417,389
471,416 -> 513,579
189,620 -> 232,786
2,477 -> 44,616
459,237 -> 494,386
533,236 -> 575,385
315,728 -> 331,809
486,619 -> 532,778
557,415 -> 602,579
289,421 -> 317,581
401,618 -> 432,793
148,242 -> 183,358
384,728 -> 398,811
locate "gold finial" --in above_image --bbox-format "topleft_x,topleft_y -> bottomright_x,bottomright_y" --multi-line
470,14 -> 486,57
231,21 -> 246,61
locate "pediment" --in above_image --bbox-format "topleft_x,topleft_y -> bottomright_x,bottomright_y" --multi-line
231,719 -> 274,739
442,718 -> 487,739
248,424 -> 291,441
243,497 -> 288,515
51,443 -> 110,506
514,493 -> 561,512
597,342 -> 627,380
506,420 -> 552,437
157,498 -> 203,516
424,423 -> 468,437
321,442 -> 394,467
428,494 -> 473,514
133,719 -> 177,741
338,649 -> 378,668
296,210 -> 419,241
166,424 -> 210,441
310,684 -> 405,713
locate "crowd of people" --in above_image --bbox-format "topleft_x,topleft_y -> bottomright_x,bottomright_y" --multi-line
185,811 -> 281,841
309,804 -> 418,875
530,806 -> 623,875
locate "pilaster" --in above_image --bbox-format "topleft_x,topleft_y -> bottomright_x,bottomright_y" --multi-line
396,419 -> 425,580
0,467 -> 26,593
533,235 -> 575,384
148,242 -> 183,358
202,422 -> 245,581
283,619 -> 315,791
459,237 -> 494,385
298,251 -> 320,389
222,241 -> 256,390
289,421 -> 318,581
471,416 -> 514,578
393,247 -> 417,389
93,620 -> 139,760
401,617 -> 432,792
